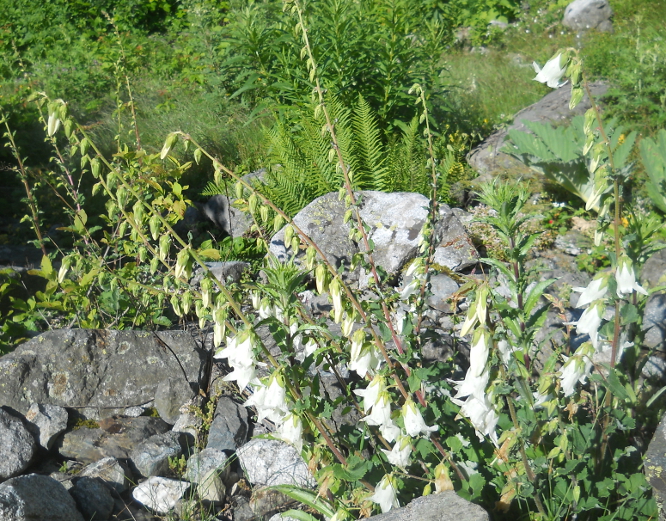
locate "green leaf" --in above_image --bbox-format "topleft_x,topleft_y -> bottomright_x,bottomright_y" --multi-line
524,278 -> 557,315
267,485 -> 336,519
620,303 -> 639,325
605,369 -> 629,402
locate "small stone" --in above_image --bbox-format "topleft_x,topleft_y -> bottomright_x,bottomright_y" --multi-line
24,403 -> 68,451
130,431 -> 183,478
237,439 -> 315,488
206,396 -> 249,452
69,476 -> 115,520
0,474 -> 84,521
0,408 -> 37,480
197,468 -> 226,502
185,447 -> 229,484
79,457 -> 129,493
132,476 -> 190,515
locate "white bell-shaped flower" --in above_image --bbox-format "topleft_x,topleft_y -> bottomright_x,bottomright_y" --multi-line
402,400 -> 438,438
575,301 -> 604,349
277,413 -> 303,452
574,276 -> 609,309
533,53 -> 568,88
616,257 -> 648,297
559,343 -> 595,396
381,436 -> 412,468
369,475 -> 399,513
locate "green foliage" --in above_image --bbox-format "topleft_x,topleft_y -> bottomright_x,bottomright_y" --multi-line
639,129 -> 666,214
582,2 -> 666,134
220,0 -> 452,127
260,95 -> 465,216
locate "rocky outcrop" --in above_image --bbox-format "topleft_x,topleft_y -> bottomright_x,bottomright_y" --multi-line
270,191 -> 478,283
466,81 -> 608,182
0,329 -> 206,420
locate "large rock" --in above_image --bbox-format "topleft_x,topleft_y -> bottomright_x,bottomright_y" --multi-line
0,329 -> 208,419
563,0 -> 613,33
202,195 -> 252,238
367,491 -> 489,521
0,409 -> 37,481
237,439 -> 315,488
57,416 -> 171,464
0,474 -> 84,521
466,82 -> 608,181
269,191 -> 478,282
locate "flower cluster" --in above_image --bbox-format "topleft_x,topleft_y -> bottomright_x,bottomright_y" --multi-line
451,286 -> 500,445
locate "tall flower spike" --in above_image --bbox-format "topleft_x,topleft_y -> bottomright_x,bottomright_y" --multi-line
533,53 -> 568,89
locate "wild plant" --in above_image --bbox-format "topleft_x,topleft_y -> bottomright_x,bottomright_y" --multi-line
4,8 -> 665,521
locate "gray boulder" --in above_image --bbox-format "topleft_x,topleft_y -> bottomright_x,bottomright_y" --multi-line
57,416 -> 171,464
0,474 -> 84,521
0,329 -> 207,419
563,0 -> 613,33
466,82 -> 608,181
206,396 -> 250,452
69,476 -> 115,521
24,403 -> 68,451
0,409 -> 36,481
190,261 -> 251,288
130,431 -> 184,478
237,438 -> 316,488
425,274 -> 460,313
367,490 -> 488,521
270,191 -> 477,283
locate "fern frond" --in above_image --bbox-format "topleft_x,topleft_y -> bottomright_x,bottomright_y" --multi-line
351,94 -> 388,190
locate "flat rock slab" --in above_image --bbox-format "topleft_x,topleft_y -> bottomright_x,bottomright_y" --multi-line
0,474 -> 84,521
0,329 -> 208,419
57,416 -> 171,464
367,491 -> 489,521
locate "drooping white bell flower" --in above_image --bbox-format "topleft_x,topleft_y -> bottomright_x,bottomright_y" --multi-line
616,257 -> 648,297
469,328 -> 492,377
457,394 -> 499,445
277,413 -> 303,452
559,344 -> 594,396
369,475 -> 399,513
353,375 -> 386,413
533,53 -> 568,89
451,368 -> 490,403
575,301 -> 604,349
496,338 -> 516,367
402,400 -> 438,438
381,436 -> 412,468
348,330 -> 382,377
244,375 -> 289,424
223,363 -> 259,391
574,276 -> 609,309
363,391 -> 400,442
